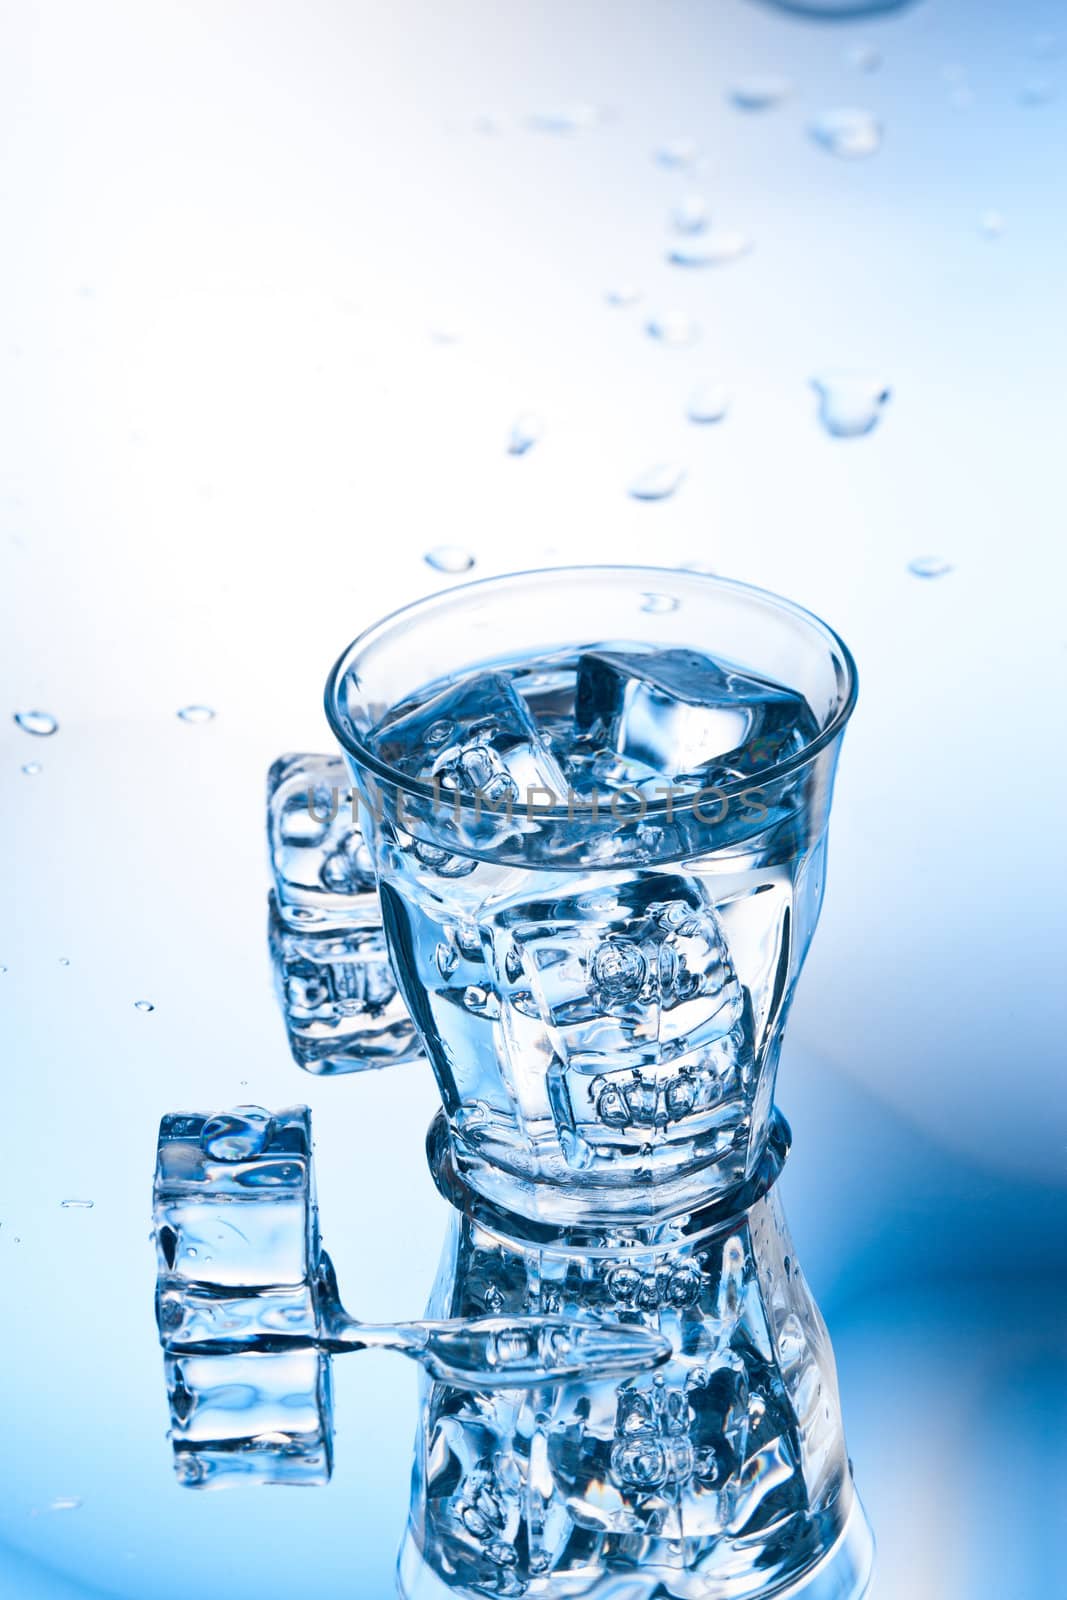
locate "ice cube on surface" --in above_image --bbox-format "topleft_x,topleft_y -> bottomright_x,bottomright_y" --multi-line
269,892 -> 419,1072
165,1347 -> 333,1488
574,647 -> 816,784
267,752 -> 378,932
153,1106 -> 320,1348
372,670 -> 569,806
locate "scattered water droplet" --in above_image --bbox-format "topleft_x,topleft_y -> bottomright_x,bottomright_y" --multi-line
134,999 -> 155,1013
507,412 -> 544,456
810,108 -> 881,159
646,312 -> 699,347
849,45 -> 882,73
50,1498 -> 82,1512
61,1200 -> 94,1210
667,229 -> 751,269
528,103 -> 599,134
21,761 -> 42,775
14,710 -> 58,737
687,382 -> 731,424
200,1106 -> 274,1161
629,463 -> 686,502
811,374 -> 891,438
1019,79 -> 1056,107
641,592 -> 679,614
58,957 -> 70,967
908,556 -> 953,579
655,136 -> 700,169
177,705 -> 215,724
980,210 -> 1005,238
728,75 -> 791,112
425,545 -> 475,574
670,193 -> 708,234
604,284 -> 642,307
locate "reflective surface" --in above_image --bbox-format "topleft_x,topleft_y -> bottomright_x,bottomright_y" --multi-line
3,0 -> 1066,1595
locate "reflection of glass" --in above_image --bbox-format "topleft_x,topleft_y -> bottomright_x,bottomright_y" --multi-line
400,1115 -> 873,1599
267,752 -> 420,1071
325,568 -> 856,1225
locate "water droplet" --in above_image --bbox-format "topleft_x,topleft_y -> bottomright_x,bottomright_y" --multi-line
641,593 -> 678,614
61,1200 -> 94,1210
21,761 -> 42,775
1019,79 -> 1056,107
980,210 -> 1005,238
0,965 -> 6,974
528,103 -> 599,134
425,545 -> 475,574
849,45 -> 882,72
667,229 -> 751,268
629,463 -> 686,502
134,999 -> 155,1013
200,1106 -> 274,1161
811,374 -> 891,438
14,710 -> 58,737
671,194 -> 708,234
177,705 -> 215,724
507,412 -> 544,456
687,382 -> 730,424
908,556 -> 953,579
654,136 -> 699,169
58,957 -> 70,967
810,108 -> 881,160
50,1498 -> 82,1512
646,313 -> 699,347
728,75 -> 791,112
604,284 -> 642,307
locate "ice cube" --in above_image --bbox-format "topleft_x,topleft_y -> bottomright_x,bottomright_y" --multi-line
153,1106 -> 320,1349
267,752 -> 378,933
166,1347 -> 333,1488
574,647 -> 815,784
269,893 -> 419,1073
373,671 -> 569,809
493,874 -> 742,1075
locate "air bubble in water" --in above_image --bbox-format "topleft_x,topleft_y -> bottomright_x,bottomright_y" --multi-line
655,136 -> 699,169
811,374 -> 891,438
135,999 -> 155,1012
425,545 -> 475,573
728,75 -> 791,112
646,313 -> 699,347
200,1106 -> 274,1161
810,108 -> 881,159
177,705 -> 215,724
61,1200 -> 94,1210
22,762 -> 42,775
14,710 -> 57,736
629,463 -> 686,502
604,284 -> 642,307
49,1498 -> 82,1512
507,413 -> 544,456
59,957 -> 70,967
908,556 -> 953,579
671,194 -> 708,234
687,382 -> 730,424
641,593 -> 679,614
667,229 -> 751,268
528,104 -> 599,134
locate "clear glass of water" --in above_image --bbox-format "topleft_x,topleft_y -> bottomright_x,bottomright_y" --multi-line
325,567 -> 856,1224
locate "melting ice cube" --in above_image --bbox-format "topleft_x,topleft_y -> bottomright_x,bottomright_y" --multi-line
574,647 -> 815,785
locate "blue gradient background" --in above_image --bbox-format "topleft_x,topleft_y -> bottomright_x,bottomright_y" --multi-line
1,1 -> 1065,1595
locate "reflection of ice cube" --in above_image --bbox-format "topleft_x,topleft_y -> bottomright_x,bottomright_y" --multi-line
153,1107 -> 320,1348
374,671 -> 569,807
574,647 -> 814,783
267,752 -> 378,933
495,875 -> 742,1074
269,893 -> 419,1073
166,1347 -> 333,1488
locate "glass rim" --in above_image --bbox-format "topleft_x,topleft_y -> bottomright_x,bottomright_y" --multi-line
323,564 -> 858,823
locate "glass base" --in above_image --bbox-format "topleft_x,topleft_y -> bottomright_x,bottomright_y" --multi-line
397,1487 -> 874,1599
